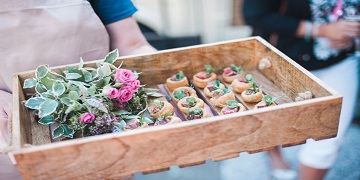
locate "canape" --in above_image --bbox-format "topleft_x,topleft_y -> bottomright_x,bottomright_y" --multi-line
241,81 -> 263,103
185,107 -> 211,120
254,94 -> 280,109
204,80 -> 225,98
220,100 -> 246,115
166,71 -> 189,92
210,88 -> 236,107
222,64 -> 245,83
192,65 -> 217,88
230,74 -> 253,93
177,97 -> 205,114
154,113 -> 182,126
172,86 -> 197,102
149,100 -> 174,119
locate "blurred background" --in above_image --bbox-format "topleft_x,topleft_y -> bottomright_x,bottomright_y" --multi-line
130,0 -> 360,179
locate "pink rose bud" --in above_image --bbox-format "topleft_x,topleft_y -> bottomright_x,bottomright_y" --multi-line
102,87 -> 118,99
79,113 -> 96,123
125,119 -> 139,130
117,86 -> 134,103
114,69 -> 135,84
113,117 -> 119,122
129,80 -> 141,92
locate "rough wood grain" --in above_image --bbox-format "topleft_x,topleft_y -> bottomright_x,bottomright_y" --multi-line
13,96 -> 341,180
11,37 -> 342,179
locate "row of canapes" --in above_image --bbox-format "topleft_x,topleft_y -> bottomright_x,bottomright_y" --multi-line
192,64 -> 280,114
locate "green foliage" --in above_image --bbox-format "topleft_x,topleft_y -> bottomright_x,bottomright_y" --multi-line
186,97 -> 197,107
204,65 -> 215,73
152,100 -> 163,107
230,64 -> 243,74
263,94 -> 281,106
226,100 -> 239,108
175,71 -> 185,81
173,88 -> 186,99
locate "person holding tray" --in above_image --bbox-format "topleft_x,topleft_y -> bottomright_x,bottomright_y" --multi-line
238,0 -> 360,180
0,0 -> 156,179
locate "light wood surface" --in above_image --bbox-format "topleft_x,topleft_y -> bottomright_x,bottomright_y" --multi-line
11,37 -> 342,179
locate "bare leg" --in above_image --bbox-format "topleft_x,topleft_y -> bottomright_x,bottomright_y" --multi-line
268,146 -> 291,170
299,163 -> 328,180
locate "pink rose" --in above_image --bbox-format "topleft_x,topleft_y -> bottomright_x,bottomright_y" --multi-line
113,117 -> 119,122
102,87 -> 118,99
115,69 -> 135,84
117,86 -> 134,103
79,113 -> 95,123
129,80 -> 141,92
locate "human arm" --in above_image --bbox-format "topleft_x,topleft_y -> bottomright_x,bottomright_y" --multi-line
0,90 -> 12,152
90,0 -> 157,56
105,16 -> 157,56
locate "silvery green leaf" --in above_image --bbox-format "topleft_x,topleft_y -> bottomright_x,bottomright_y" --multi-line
40,75 -> 56,90
109,63 -> 117,70
85,98 -> 102,108
47,77 -> 65,82
77,84 -> 88,97
36,84 -> 47,93
38,116 -> 55,125
69,80 -> 90,87
134,71 -> 139,80
36,65 -> 48,79
52,125 -> 64,139
41,91 -> 56,99
39,99 -> 58,118
98,106 -> 108,113
61,124 -> 75,138
60,97 -> 72,106
79,57 -> 84,69
104,49 -> 119,64
147,92 -> 163,97
81,69 -> 92,82
68,91 -> 79,100
144,88 -> 159,93
113,120 -> 126,128
65,73 -> 82,80
65,103 -> 76,114
87,86 -> 96,96
113,83 -> 123,88
142,117 -> 153,124
97,66 -> 104,77
119,120 -> 126,127
25,97 -> 46,110
23,78 -> 37,88
83,67 -> 97,71
124,115 -> 140,120
114,110 -> 131,115
52,82 -> 65,96
100,63 -> 112,77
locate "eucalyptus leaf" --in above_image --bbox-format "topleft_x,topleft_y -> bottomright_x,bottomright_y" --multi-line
52,82 -> 66,96
36,65 -> 48,79
52,125 -> 64,139
23,78 -> 37,88
79,57 -> 84,69
68,91 -> 79,100
104,49 -> 119,64
35,83 -> 47,94
145,88 -> 159,94
61,124 -> 75,138
147,92 -> 164,97
81,69 -> 92,82
38,116 -> 55,125
60,97 -> 73,106
39,99 -> 58,118
65,73 -> 82,80
100,63 -> 112,77
24,97 -> 46,110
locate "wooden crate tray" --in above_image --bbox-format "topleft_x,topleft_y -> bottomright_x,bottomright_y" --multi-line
10,37 -> 342,180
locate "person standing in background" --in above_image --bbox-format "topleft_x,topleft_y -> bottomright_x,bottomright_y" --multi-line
0,0 -> 156,179
243,0 -> 360,179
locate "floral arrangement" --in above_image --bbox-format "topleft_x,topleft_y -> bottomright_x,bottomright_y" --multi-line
23,49 -> 162,139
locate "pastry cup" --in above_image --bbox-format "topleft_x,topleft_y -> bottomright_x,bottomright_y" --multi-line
192,72 -> 217,88
186,108 -> 211,120
241,89 -> 263,103
154,116 -> 182,126
253,101 -> 276,109
220,103 -> 246,115
230,78 -> 252,93
210,91 -> 236,107
166,76 -> 189,92
149,100 -> 174,119
172,86 -> 198,102
204,83 -> 225,98
222,72 -> 245,84
177,97 -> 205,114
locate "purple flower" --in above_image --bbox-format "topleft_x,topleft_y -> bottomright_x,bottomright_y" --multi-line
102,87 -> 119,99
114,69 -> 135,84
113,100 -> 127,109
117,86 -> 134,103
79,113 -> 95,123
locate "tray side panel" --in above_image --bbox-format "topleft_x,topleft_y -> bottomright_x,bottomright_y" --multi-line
14,97 -> 341,180
254,39 -> 333,99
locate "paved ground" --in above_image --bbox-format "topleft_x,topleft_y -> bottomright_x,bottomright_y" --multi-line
135,124 -> 360,180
